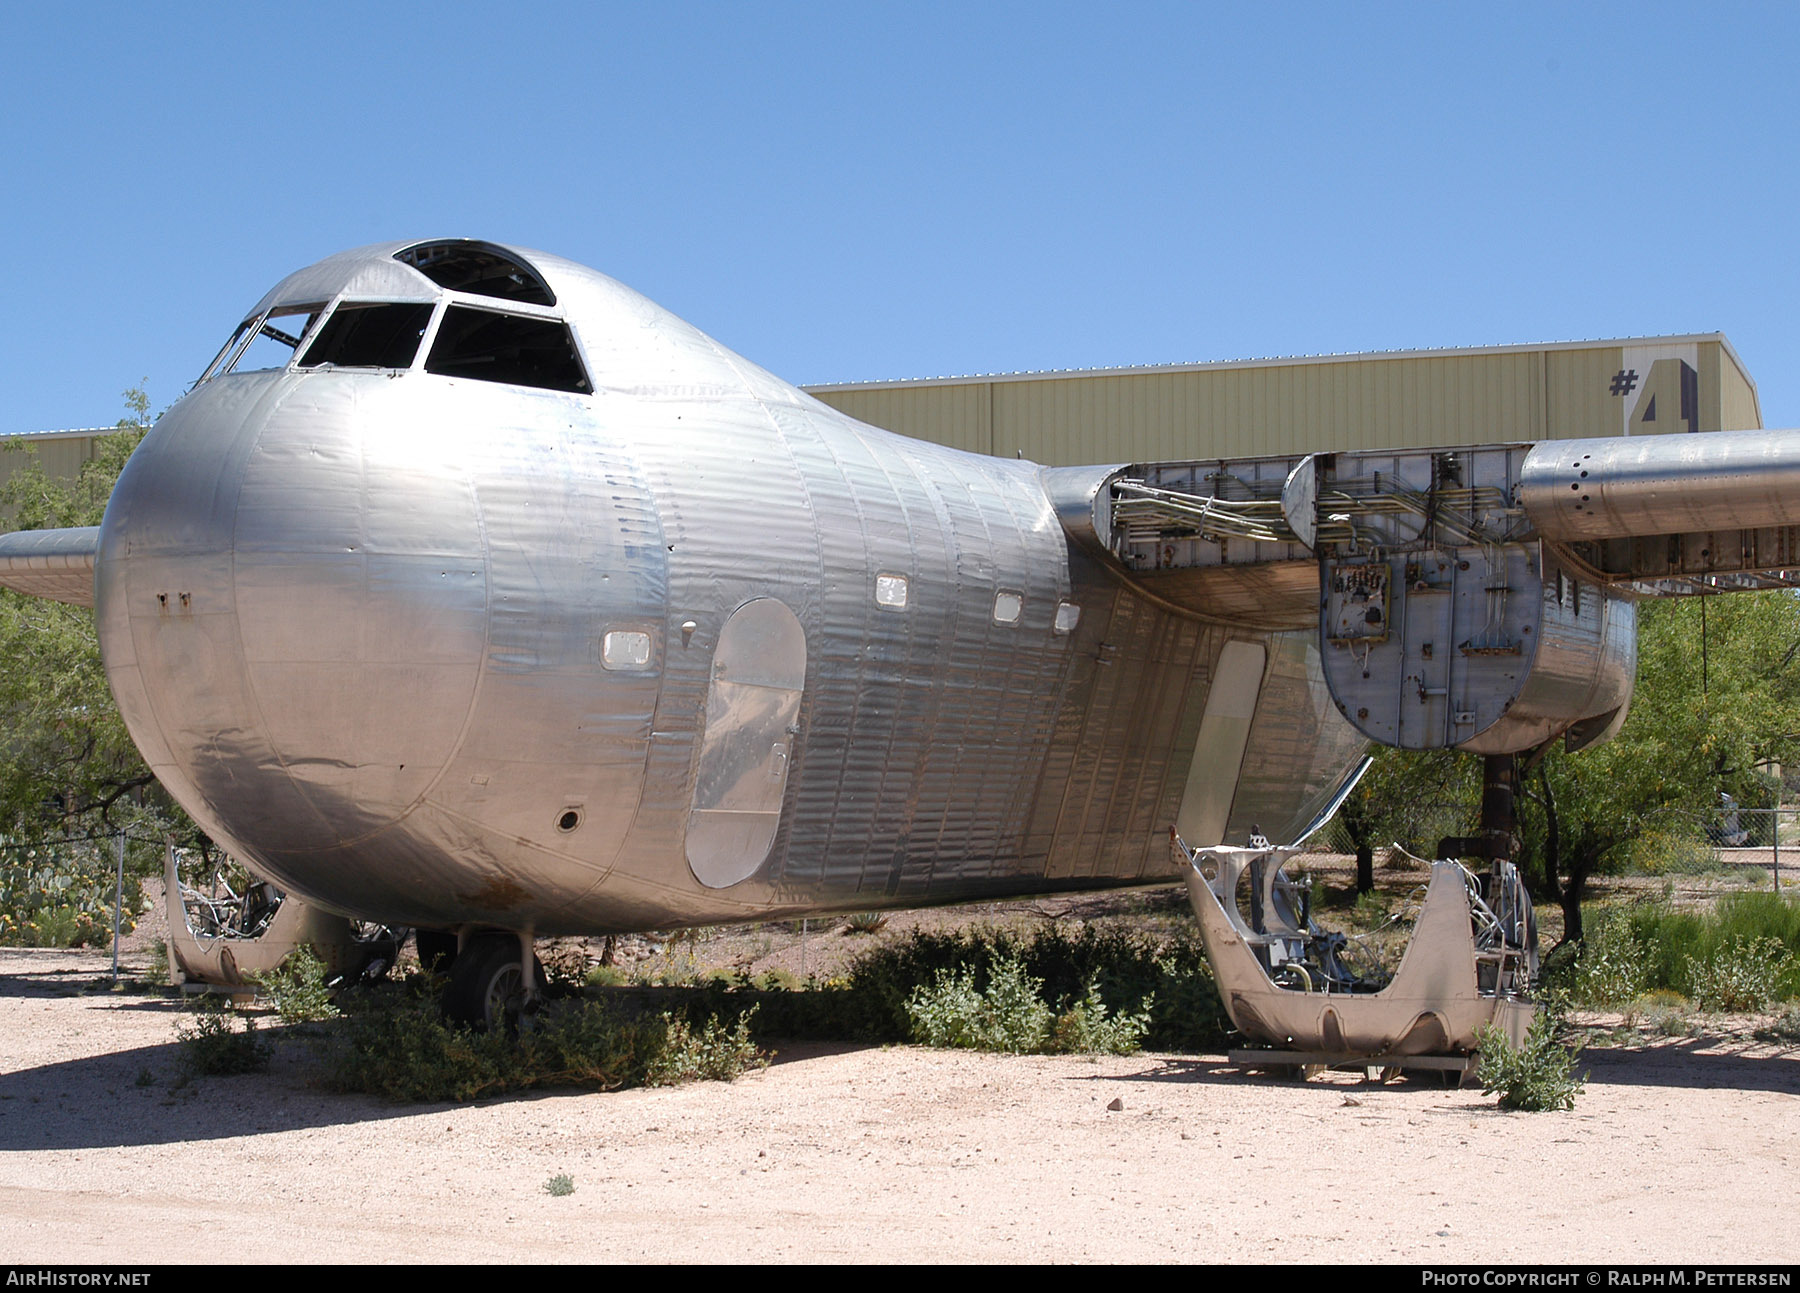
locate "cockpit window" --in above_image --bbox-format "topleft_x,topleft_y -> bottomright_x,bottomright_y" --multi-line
297,302 -> 434,370
394,241 -> 556,307
199,304 -> 326,381
425,305 -> 591,394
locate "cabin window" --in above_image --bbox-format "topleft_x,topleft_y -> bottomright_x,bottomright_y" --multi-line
1053,601 -> 1081,634
601,630 -> 653,670
874,574 -> 909,611
425,305 -> 592,394
394,240 -> 556,307
298,302 -> 434,370
992,591 -> 1023,624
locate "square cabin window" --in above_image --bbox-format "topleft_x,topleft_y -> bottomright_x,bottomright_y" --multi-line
601,630 -> 653,670
1053,601 -> 1082,635
875,574 -> 909,611
993,591 -> 1023,624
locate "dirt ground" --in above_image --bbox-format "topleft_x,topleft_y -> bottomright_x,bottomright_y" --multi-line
0,934 -> 1796,1266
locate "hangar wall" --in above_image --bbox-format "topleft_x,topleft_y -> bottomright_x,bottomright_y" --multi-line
0,335 -> 1763,489
806,333 -> 1762,466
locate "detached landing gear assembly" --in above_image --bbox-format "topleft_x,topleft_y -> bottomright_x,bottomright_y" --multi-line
1176,756 -> 1538,1083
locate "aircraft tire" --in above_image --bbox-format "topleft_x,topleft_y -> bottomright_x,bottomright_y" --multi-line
446,931 -> 546,1032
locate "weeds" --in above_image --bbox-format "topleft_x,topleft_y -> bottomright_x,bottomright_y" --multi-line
176,1002 -> 270,1077
1567,911 -> 1647,1008
647,1010 -> 767,1085
145,940 -> 170,987
1687,936 -> 1791,1013
544,1174 -> 575,1197
1045,979 -> 1153,1055
319,973 -> 763,1103
907,957 -> 1053,1052
843,912 -> 889,934
1475,1007 -> 1584,1112
786,923 -> 1224,1051
1753,1005 -> 1800,1043
1635,989 -> 1698,1037
253,945 -> 339,1025
1557,895 -> 1800,1012
904,953 -> 1151,1055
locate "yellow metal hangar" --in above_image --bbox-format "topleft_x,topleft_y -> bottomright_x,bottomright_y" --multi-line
0,333 -> 1763,482
804,332 -> 1762,464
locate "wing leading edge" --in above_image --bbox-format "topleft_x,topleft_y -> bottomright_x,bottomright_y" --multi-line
0,526 -> 99,608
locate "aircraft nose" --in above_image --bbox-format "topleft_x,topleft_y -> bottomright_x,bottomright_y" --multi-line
96,372 -> 487,858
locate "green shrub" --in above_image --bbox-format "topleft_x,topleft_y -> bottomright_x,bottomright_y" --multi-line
1047,979 -> 1152,1055
647,1009 -> 767,1085
253,945 -> 339,1024
1569,911 -> 1648,1008
176,1002 -> 271,1076
544,1174 -> 575,1197
1475,1009 -> 1584,1112
1566,895 -> 1800,1011
787,923 -> 1224,1051
324,978 -> 514,1102
904,954 -> 1152,1055
907,956 -> 1054,1052
320,974 -> 763,1103
1688,936 -> 1791,1013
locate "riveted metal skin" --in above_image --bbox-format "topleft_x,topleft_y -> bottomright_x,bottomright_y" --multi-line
93,241 -> 1364,935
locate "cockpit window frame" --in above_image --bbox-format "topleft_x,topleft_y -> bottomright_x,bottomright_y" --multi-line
294,300 -> 436,373
195,256 -> 595,400
394,240 -> 557,308
198,302 -> 330,384
422,301 -> 594,396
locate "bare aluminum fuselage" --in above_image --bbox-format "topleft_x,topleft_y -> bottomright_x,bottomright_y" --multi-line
94,244 -> 1364,934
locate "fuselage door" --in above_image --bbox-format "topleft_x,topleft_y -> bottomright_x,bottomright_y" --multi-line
686,597 -> 807,888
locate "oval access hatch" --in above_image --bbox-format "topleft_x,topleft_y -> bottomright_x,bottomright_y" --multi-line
686,598 -> 807,888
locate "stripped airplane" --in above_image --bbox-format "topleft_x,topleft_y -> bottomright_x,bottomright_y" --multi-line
4,239 -> 1797,1050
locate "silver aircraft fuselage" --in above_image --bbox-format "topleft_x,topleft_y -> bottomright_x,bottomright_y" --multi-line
94,241 -> 1365,935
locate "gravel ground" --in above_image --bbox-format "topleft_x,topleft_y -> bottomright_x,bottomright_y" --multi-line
0,946 -> 1796,1265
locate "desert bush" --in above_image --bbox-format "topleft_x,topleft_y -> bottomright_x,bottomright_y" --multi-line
1046,979 -> 1153,1055
176,1002 -> 270,1076
1687,936 -> 1791,1013
320,974 -> 762,1103
1567,910 -> 1648,1008
1475,1007 -> 1584,1112
907,956 -> 1054,1052
904,953 -> 1152,1055
647,1009 -> 767,1084
796,923 -> 1224,1051
253,945 -> 338,1024
1564,895 -> 1800,1010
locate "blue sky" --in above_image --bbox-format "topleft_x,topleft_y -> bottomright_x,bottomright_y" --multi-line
3,2 -> 1797,433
